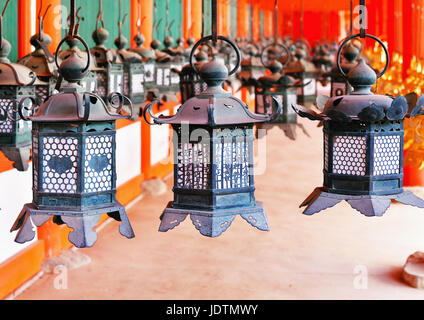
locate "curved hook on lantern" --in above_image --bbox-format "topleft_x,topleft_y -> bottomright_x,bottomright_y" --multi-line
267,96 -> 283,122
18,97 -> 39,121
107,92 -> 133,119
189,35 -> 241,76
54,34 -> 91,75
260,43 -> 291,69
337,33 -> 389,79
143,99 -> 167,125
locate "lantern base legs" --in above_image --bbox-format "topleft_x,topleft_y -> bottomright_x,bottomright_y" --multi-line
0,145 -> 31,171
11,202 -> 135,248
300,187 -> 424,217
159,201 -> 269,237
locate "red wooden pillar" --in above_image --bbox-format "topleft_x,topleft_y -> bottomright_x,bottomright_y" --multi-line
237,0 -> 248,39
18,0 -> 33,59
37,0 -> 61,53
386,0 -> 395,55
130,0 -> 153,48
403,0 -> 413,79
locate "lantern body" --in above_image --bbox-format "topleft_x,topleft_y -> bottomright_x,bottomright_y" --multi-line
239,57 -> 266,81
330,73 -> 352,97
0,83 -> 34,171
0,86 -> 33,148
145,56 -> 282,236
323,119 -> 403,196
171,124 -> 255,211
123,62 -> 144,104
94,64 -> 124,100
179,65 -> 208,104
295,72 -> 317,104
32,121 -> 117,209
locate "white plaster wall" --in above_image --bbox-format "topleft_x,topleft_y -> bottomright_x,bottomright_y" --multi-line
116,122 -> 142,186
150,110 -> 170,166
0,167 -> 35,264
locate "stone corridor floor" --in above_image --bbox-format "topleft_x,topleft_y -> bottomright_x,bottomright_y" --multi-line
14,117 -> 424,300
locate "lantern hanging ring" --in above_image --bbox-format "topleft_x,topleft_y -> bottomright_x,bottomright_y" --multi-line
260,43 -> 291,69
336,33 -> 389,79
54,34 -> 90,73
189,35 -> 241,76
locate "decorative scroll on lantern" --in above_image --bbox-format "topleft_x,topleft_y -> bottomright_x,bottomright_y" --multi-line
293,32 -> 424,217
10,0 -> 135,248
143,1 -> 282,236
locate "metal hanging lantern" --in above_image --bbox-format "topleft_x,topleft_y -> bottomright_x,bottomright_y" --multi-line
177,50 -> 208,104
0,0 -> 36,171
10,2 -> 135,248
114,0 -> 145,107
285,45 -> 319,104
253,52 -> 308,140
143,0 -> 282,237
292,32 -> 424,217
90,0 -> 124,101
18,1 -> 58,104
238,45 -> 266,82
59,7 -> 98,93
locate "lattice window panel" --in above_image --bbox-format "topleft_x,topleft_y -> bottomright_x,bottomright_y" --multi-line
373,135 -> 400,176
96,72 -> 107,97
144,64 -> 155,82
109,74 -> 123,93
0,99 -> 14,133
215,134 -> 250,189
41,137 -> 78,193
170,64 -> 179,84
131,74 -> 144,93
84,135 -> 113,193
324,133 -> 329,171
123,72 -> 129,95
332,136 -> 366,176
33,133 -> 39,190
36,86 -> 49,103
176,142 -> 211,190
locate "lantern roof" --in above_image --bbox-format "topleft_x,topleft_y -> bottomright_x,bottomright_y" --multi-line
152,58 -> 272,126
293,59 -> 416,123
30,85 -> 127,122
0,62 -> 38,86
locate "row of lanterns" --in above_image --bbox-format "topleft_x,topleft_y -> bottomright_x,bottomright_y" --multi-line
3,0 -> 424,249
